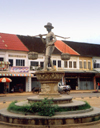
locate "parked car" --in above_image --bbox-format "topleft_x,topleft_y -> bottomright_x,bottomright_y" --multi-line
58,82 -> 71,94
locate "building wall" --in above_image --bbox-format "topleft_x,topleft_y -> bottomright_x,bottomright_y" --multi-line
0,49 -> 98,92
93,57 -> 100,71
26,77 -> 31,92
92,57 -> 100,89
7,51 -> 29,66
29,55 -> 95,90
61,56 -> 79,70
79,57 -> 93,70
0,50 -> 32,93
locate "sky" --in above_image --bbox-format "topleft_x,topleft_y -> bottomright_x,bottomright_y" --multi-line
0,0 -> 100,44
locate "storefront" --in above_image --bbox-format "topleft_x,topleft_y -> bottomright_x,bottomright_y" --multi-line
79,77 -> 94,90
64,71 -> 95,90
64,73 -> 78,90
9,77 -> 25,92
65,77 -> 77,90
95,75 -> 100,89
0,72 -> 33,93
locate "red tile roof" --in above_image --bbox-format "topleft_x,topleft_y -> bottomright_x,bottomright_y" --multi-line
0,33 -> 29,51
55,40 -> 79,55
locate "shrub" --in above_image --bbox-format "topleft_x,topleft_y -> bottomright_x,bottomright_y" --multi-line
8,98 -> 58,117
8,99 -> 91,117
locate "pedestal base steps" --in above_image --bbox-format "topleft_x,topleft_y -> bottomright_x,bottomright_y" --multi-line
0,95 -> 100,126
27,95 -> 72,104
0,107 -> 100,125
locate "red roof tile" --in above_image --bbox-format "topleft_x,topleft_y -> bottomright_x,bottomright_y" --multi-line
55,40 -> 79,55
0,33 -> 29,51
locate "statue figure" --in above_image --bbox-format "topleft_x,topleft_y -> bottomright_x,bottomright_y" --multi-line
39,23 -> 57,71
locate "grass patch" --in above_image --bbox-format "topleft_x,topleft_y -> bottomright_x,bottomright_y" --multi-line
7,101 -> 30,114
55,101 -> 91,112
8,99 -> 91,116
8,98 -> 58,117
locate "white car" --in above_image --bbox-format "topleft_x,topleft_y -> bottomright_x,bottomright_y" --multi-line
58,82 -> 71,94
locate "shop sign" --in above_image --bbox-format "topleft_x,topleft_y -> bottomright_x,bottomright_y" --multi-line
9,66 -> 29,73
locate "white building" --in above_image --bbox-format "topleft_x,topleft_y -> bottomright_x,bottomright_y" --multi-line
0,33 -> 33,93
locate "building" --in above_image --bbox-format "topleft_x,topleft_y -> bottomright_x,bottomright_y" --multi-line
0,32 -> 100,92
17,35 -> 100,90
0,33 -> 33,93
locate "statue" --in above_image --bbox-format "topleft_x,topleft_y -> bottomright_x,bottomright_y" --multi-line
39,23 -> 57,71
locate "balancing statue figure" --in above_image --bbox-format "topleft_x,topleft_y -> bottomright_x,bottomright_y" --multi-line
39,22 -> 57,71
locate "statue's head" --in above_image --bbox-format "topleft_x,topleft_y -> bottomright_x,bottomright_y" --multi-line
44,22 -> 54,29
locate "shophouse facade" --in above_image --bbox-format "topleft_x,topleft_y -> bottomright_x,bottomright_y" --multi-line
93,56 -> 100,90
0,32 -> 100,93
63,41 -> 99,90
0,33 -> 33,93
18,35 -> 100,91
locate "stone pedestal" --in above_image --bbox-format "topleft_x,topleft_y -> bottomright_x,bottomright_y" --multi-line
35,71 -> 64,98
28,71 -> 72,104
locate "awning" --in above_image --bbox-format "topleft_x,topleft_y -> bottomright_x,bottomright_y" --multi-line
0,72 -> 34,77
58,69 -> 98,73
0,61 -> 10,64
65,70 -> 97,73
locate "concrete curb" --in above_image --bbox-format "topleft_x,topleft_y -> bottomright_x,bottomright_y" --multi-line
0,90 -> 100,97
0,119 -> 100,128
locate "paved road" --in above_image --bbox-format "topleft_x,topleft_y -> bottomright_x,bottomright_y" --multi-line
70,92 -> 100,98
0,92 -> 100,102
0,94 -> 33,102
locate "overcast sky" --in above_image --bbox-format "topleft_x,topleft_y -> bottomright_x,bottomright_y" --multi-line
0,0 -> 100,44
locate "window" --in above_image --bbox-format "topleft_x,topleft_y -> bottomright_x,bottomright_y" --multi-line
79,61 -> 82,68
9,59 -> 13,66
94,63 -> 96,68
73,61 -> 77,68
94,63 -> 100,68
84,61 -> 86,69
53,60 -> 56,65
69,61 -> 72,68
64,61 -> 67,68
16,59 -> 25,66
31,61 -> 38,66
97,63 -> 100,68
88,61 -> 91,69
58,60 -> 61,67
0,57 -> 4,61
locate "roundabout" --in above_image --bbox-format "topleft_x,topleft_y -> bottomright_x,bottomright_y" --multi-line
0,71 -> 100,128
